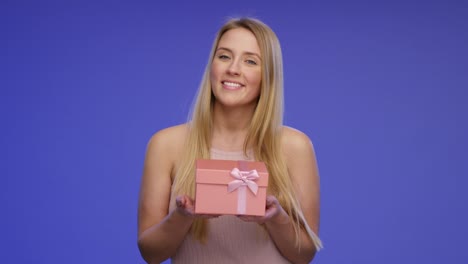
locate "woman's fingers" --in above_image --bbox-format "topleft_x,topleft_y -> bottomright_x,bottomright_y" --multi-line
175,195 -> 195,217
266,195 -> 280,208
266,195 -> 275,206
176,195 -> 222,219
236,195 -> 288,224
197,214 -> 220,219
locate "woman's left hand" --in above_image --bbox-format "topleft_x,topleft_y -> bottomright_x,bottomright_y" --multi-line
237,195 -> 290,224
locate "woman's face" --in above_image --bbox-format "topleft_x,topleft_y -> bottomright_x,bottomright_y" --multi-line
210,28 -> 262,108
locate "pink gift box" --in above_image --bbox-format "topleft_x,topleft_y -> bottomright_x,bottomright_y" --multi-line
195,159 -> 269,216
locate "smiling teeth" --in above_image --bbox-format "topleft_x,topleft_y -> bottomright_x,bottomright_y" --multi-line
224,81 -> 241,87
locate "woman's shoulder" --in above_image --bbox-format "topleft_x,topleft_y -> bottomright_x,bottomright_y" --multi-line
147,123 -> 189,157
280,126 -> 315,157
150,123 -> 189,141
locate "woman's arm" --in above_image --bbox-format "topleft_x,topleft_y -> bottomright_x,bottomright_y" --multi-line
270,128 -> 321,263
137,126 -> 195,264
239,127 -> 321,263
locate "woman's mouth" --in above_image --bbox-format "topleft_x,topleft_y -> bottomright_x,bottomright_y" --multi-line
222,81 -> 244,90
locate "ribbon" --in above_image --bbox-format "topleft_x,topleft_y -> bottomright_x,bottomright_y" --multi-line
227,168 -> 259,214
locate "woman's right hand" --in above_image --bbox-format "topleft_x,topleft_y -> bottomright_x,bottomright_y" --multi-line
175,195 -> 196,217
175,195 -> 220,219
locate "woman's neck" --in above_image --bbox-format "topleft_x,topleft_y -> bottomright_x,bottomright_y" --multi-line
211,103 -> 255,151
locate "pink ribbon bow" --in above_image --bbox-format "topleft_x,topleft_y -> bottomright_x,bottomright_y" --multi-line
227,168 -> 259,195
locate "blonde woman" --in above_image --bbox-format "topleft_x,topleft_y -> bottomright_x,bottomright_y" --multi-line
137,17 -> 322,264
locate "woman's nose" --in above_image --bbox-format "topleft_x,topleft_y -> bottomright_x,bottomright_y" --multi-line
227,60 -> 241,76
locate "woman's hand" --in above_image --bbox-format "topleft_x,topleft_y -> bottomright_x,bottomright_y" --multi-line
175,195 -> 196,217
175,195 -> 220,219
237,195 -> 290,224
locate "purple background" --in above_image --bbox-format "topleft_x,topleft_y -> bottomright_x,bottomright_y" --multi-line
1,0 -> 467,263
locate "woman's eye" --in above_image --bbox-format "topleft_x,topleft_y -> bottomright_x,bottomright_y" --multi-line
218,55 -> 230,60
246,59 -> 257,65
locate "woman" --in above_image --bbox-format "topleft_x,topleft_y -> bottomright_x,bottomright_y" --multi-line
137,17 -> 322,264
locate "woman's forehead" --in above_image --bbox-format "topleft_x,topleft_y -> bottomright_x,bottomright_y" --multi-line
217,28 -> 261,55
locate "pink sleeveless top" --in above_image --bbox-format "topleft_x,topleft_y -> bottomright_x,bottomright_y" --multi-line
169,148 -> 291,264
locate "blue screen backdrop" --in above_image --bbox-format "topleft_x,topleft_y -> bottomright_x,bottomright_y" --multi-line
1,0 -> 467,263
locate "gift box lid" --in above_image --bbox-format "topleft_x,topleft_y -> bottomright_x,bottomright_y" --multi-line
196,159 -> 269,187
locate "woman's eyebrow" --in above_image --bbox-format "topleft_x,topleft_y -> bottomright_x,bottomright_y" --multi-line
216,47 -> 262,60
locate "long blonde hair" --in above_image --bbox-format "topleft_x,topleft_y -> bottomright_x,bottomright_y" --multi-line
172,17 -> 322,250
